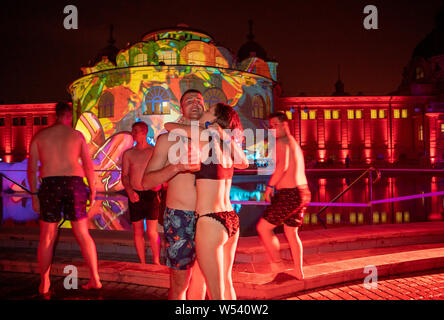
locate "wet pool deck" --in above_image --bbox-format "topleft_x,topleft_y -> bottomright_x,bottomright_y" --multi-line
1,221 -> 444,299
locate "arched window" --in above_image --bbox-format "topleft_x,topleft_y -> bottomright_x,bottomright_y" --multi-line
203,88 -> 227,109
143,86 -> 170,115
98,92 -> 114,118
134,54 -> 148,66
188,51 -> 206,65
415,66 -> 425,80
252,95 -> 265,119
157,50 -> 176,65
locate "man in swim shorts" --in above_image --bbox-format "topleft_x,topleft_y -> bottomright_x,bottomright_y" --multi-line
256,111 -> 311,280
122,121 -> 161,264
27,102 -> 101,296
142,89 -> 206,300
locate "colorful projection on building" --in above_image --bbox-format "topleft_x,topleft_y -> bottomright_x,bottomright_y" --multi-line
69,28 -> 277,192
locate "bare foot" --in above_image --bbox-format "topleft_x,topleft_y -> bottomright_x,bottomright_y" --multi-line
270,261 -> 291,273
81,280 -> 102,290
289,269 -> 305,280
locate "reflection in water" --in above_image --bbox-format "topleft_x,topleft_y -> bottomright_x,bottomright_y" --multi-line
1,172 -> 443,236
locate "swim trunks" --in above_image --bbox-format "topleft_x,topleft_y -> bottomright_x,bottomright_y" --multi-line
196,211 -> 239,238
127,190 -> 160,222
163,207 -> 196,270
263,185 -> 311,228
38,176 -> 88,223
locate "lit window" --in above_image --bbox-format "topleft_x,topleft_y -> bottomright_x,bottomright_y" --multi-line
309,110 -> 316,120
188,51 -> 206,65
355,110 -> 362,119
204,88 -> 227,110
157,50 -> 176,65
285,111 -> 293,120
401,109 -> 408,118
371,110 -> 377,119
301,110 -> 308,120
324,110 -> 331,120
419,125 -> 424,141
143,86 -> 170,115
378,109 -> 386,119
393,109 -> 400,119
332,110 -> 340,119
98,92 -> 114,118
416,66 -> 424,80
251,95 -> 265,119
441,123 -> 444,133
347,110 -> 354,119
215,56 -> 228,68
134,54 -> 147,66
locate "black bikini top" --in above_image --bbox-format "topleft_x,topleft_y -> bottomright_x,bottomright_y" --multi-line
195,136 -> 234,180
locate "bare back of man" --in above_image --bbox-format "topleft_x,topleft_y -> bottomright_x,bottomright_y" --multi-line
35,124 -> 87,178
27,103 -> 101,296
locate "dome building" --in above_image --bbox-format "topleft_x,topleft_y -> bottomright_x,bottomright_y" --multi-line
68,24 -> 278,191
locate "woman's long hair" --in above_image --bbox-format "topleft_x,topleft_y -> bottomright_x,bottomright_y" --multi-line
213,103 -> 244,144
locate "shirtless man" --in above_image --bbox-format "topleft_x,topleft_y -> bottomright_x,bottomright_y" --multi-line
141,89 -> 206,300
121,121 -> 161,265
256,111 -> 311,280
27,102 -> 101,295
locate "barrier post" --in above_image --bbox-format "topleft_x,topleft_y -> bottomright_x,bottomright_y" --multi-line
370,168 -> 373,224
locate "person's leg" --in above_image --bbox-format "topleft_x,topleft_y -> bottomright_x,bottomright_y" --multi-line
223,230 -> 239,300
146,219 -> 160,265
71,219 -> 102,289
187,261 -> 207,300
195,217 -> 226,300
37,221 -> 59,294
132,220 -> 146,264
169,268 -> 192,300
284,225 -> 304,280
256,218 -> 282,264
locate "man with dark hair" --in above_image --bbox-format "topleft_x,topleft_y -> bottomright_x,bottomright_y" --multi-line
27,102 -> 101,296
256,111 -> 311,280
122,121 -> 161,264
141,89 -> 206,300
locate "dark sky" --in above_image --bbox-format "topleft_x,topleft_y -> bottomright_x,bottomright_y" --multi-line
0,0 -> 443,104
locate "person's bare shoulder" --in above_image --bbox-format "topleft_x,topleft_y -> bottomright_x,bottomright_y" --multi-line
122,146 -> 136,160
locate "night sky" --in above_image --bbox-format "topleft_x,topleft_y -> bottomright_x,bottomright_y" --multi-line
0,0 -> 443,104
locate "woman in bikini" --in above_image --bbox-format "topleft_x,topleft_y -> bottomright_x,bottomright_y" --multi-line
164,103 -> 249,300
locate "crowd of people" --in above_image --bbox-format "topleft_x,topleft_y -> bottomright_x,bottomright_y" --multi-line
26,89 -> 311,300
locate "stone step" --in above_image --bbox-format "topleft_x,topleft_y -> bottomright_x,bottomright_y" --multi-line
2,222 -> 444,265
1,242 -> 444,299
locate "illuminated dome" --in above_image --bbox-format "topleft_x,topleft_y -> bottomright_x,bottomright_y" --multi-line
68,24 -> 279,192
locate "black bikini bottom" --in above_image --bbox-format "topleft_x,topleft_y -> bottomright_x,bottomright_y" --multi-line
196,210 -> 239,238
